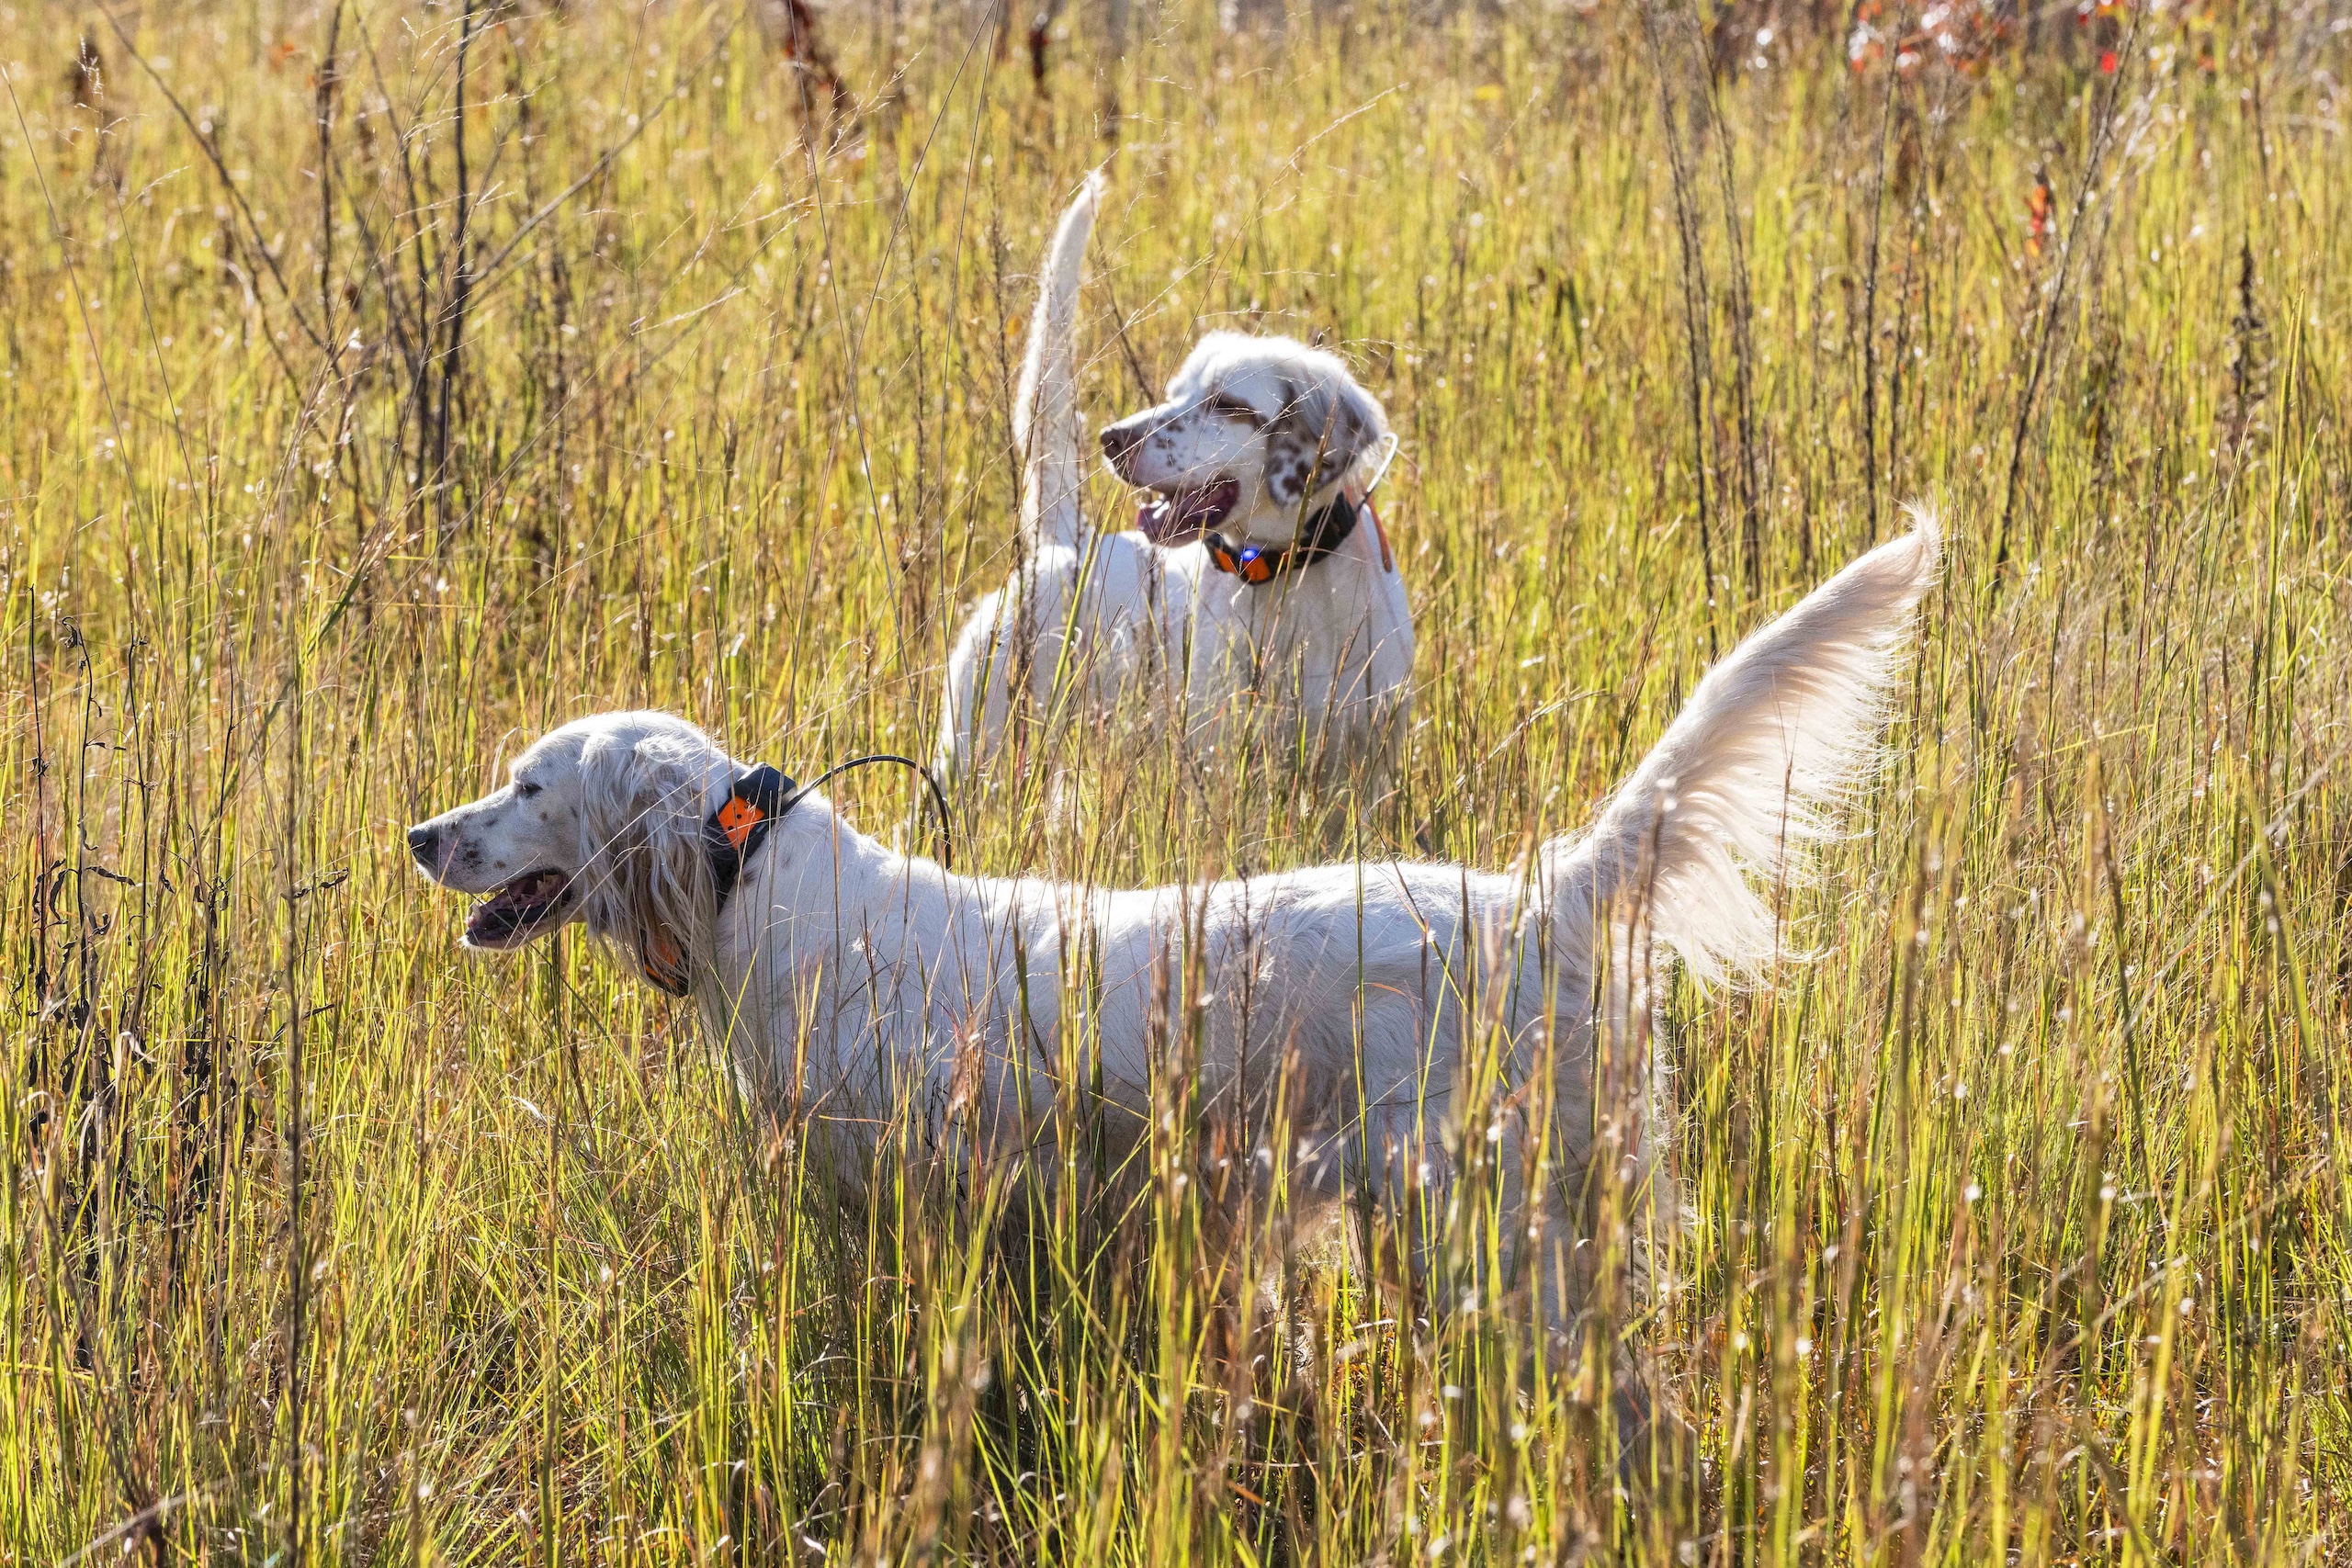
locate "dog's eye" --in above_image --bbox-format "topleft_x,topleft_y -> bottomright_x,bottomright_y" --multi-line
515,780 -> 543,800
1208,397 -> 1263,425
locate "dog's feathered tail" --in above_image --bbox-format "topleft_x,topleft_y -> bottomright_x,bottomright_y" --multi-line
1016,170 -> 1102,557
1548,511 -> 1942,984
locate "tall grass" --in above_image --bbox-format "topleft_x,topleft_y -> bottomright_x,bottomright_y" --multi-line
3,0 -> 2348,1560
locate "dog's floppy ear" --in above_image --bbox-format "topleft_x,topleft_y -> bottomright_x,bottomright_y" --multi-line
1265,364 -> 1387,508
574,729 -> 721,996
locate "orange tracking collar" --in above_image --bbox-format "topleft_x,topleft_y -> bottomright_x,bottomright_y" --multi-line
643,755 -> 954,997
1204,490 -> 1387,584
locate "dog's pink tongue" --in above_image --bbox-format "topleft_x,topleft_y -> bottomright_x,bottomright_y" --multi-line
1136,496 -> 1185,544
464,899 -> 509,944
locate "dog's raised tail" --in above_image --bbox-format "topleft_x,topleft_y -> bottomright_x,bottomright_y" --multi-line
1549,511 -> 1942,984
1016,170 -> 1103,556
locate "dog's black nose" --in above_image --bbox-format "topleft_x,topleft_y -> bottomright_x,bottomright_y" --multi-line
1100,423 -> 1140,463
406,824 -> 437,861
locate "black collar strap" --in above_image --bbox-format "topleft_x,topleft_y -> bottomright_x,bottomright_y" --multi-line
1204,488 -> 1365,585
644,755 -> 953,998
705,753 -> 952,910
644,762 -> 795,998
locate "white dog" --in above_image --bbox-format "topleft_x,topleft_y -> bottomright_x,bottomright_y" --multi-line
412,520 -> 1939,1359
937,177 -> 1413,796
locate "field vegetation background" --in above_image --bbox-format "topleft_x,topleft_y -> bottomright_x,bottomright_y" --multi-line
2,0 -> 2349,1560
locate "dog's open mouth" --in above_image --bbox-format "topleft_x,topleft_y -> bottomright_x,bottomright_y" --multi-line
1136,476 -> 1241,545
463,869 -> 573,949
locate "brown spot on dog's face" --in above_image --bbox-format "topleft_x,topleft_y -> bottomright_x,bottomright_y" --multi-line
1263,373 -> 1373,508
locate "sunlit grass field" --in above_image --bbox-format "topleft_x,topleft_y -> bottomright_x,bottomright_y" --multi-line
4,0 -> 2349,1559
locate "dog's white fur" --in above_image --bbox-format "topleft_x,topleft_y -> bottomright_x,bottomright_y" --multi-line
413,518 -> 1939,1335
937,177 -> 1414,794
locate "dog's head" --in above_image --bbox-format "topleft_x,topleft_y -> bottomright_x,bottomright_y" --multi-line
406,710 -> 737,988
1099,333 -> 1388,548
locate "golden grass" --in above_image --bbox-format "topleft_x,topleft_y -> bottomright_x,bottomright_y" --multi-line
2,0 -> 2347,1560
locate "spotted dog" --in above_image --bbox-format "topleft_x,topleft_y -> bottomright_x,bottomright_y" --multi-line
937,180 -> 1412,805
